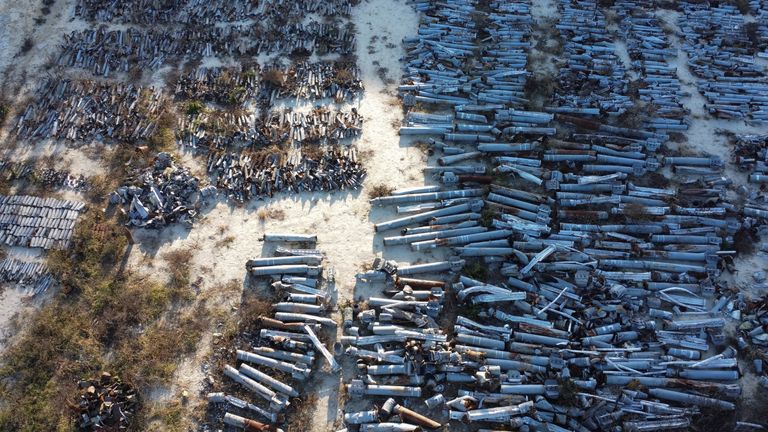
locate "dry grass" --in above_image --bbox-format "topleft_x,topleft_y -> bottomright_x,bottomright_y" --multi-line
215,235 -> 236,249
621,203 -> 656,221
185,100 -> 205,116
0,209 -> 209,431
734,228 -> 757,255
263,69 -> 285,87
368,183 -> 394,199
148,104 -> 179,152
524,74 -> 558,110
163,247 -> 195,291
285,393 -> 319,432
0,98 -> 9,128
19,37 -> 34,55
257,206 -> 286,222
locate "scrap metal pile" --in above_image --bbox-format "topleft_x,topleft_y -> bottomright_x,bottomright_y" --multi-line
13,0 -> 366,208
0,195 -> 85,250
208,234 -> 337,430
367,0 -> 768,429
176,111 -> 265,151
57,18 -> 355,76
737,297 -> 768,387
177,108 -> 363,151
732,133 -> 768,185
174,62 -> 362,108
70,372 -> 137,432
206,147 -> 365,202
678,2 -> 768,124
732,134 -> 768,231
74,0 -> 355,25
551,0 -> 631,116
400,0 -> 531,110
747,0 -> 768,59
111,153 -> 203,228
0,257 -> 55,296
361,155 -> 748,430
261,61 -> 363,103
74,0 -> 185,24
614,0 -> 689,132
174,67 -> 261,107
13,78 -> 167,143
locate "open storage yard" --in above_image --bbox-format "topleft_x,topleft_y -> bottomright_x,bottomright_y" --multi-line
0,0 -> 767,431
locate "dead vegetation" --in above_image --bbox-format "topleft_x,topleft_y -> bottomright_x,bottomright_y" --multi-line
215,235 -> 236,248
284,393 -> 319,432
0,212 -> 207,431
368,183 -> 394,199
148,103 -> 179,152
621,203 -> 657,221
18,37 -> 34,56
524,74 -> 558,110
163,247 -> 195,291
617,102 -> 655,129
733,228 -> 757,255
262,69 -> 286,87
257,206 -> 287,222
0,98 -> 9,128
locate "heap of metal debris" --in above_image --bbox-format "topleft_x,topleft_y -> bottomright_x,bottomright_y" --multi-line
207,147 -> 365,202
368,0 -> 768,428
174,67 -> 261,106
71,372 -> 137,432
111,153 -> 203,228
679,2 -> 768,124
13,78 -> 167,143
0,195 -> 85,250
209,234 -> 337,430
177,108 -> 363,152
615,0 -> 689,131
261,61 -> 363,103
57,18 -> 355,76
75,0 -> 355,25
553,0 -> 631,116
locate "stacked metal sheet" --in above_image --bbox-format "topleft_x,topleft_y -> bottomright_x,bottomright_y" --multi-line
207,147 -> 365,203
0,195 -> 85,250
678,2 -> 768,124
0,258 -> 55,296
111,153 -> 202,228
551,0 -> 632,116
614,0 -> 689,131
13,78 -> 167,142
209,237 -> 336,429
